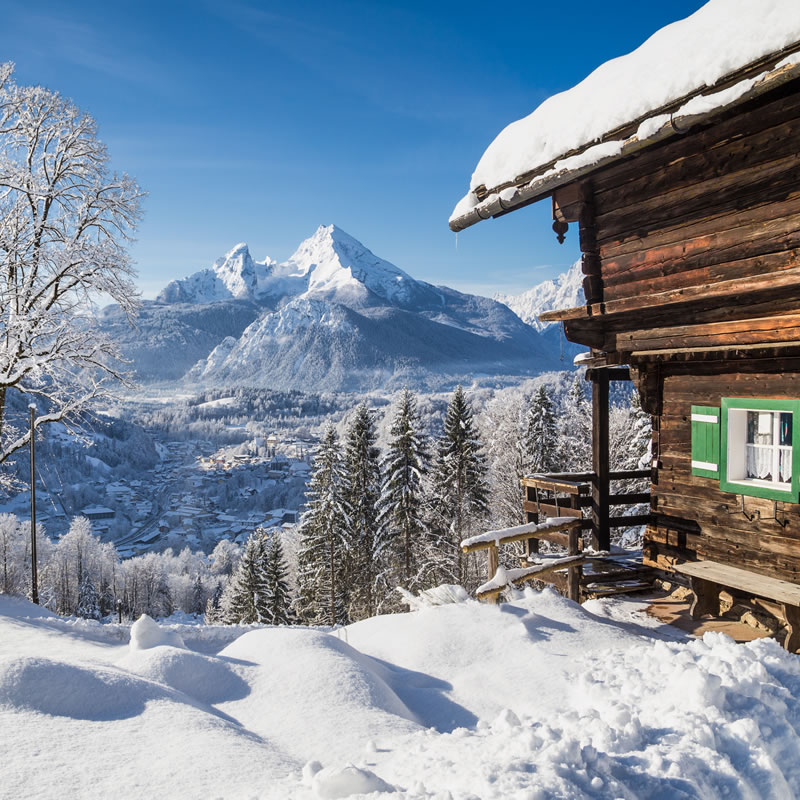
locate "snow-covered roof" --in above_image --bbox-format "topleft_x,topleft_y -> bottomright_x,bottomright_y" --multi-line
450,0 -> 800,232
80,505 -> 115,516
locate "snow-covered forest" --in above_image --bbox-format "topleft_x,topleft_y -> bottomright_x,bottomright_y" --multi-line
0,378 -> 650,626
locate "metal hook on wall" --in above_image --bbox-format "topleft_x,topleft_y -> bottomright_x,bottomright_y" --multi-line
767,500 -> 789,528
739,494 -> 761,522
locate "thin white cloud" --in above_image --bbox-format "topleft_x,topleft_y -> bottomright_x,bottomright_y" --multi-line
4,6 -> 173,94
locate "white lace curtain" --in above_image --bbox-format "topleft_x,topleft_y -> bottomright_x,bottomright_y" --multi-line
779,448 -> 792,483
746,445 -> 792,483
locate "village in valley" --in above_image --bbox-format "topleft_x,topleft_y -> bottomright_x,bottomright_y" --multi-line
79,429 -> 306,555
0,414 -> 309,555
4,1 -> 800,798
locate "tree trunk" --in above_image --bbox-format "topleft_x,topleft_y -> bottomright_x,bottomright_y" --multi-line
329,532 -> 335,626
404,522 -> 411,585
0,386 -> 5,449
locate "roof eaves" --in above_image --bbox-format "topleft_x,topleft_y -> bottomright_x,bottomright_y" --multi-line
450,53 -> 800,234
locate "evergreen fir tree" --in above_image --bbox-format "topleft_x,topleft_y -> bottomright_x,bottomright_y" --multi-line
191,573 -> 206,615
76,574 -> 101,620
343,403 -> 381,620
296,424 -> 351,626
204,581 -> 224,624
376,389 -> 429,594
260,529 -> 293,625
221,533 -> 269,624
430,386 -> 489,587
525,385 -> 558,474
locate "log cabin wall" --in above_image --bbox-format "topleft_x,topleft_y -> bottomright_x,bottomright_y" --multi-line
593,82 -> 800,313
557,78 -> 800,583
645,362 -> 800,583
561,79 -> 800,353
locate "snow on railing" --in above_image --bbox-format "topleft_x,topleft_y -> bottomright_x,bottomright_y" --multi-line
476,556 -> 586,601
460,517 -> 580,553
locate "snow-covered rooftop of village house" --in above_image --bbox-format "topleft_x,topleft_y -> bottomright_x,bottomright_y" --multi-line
450,0 -> 800,232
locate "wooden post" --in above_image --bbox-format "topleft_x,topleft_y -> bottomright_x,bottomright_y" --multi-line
782,603 -> 800,653
688,577 -> 722,619
578,188 -> 603,305
487,545 -> 499,605
567,493 -> 582,602
590,369 -> 610,552
525,485 -> 539,560
29,405 -> 39,605
487,544 -> 498,579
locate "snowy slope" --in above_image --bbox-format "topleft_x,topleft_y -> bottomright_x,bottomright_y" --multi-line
187,292 -> 557,392
99,300 -> 261,381
4,590 -> 800,799
494,259 -> 584,331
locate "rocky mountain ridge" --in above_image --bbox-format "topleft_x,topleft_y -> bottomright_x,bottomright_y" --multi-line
103,225 -> 585,389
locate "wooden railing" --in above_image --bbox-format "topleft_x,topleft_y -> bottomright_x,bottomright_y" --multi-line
461,469 -> 652,604
522,469 -> 652,538
461,518 -> 584,603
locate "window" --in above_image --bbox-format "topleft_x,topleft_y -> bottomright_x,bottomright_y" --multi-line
727,409 -> 792,489
719,398 -> 800,501
691,399 -> 800,501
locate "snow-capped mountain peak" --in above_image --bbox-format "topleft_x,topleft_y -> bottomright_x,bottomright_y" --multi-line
156,242 -> 271,304
495,260 -> 584,331
211,242 -> 259,300
284,224 -> 422,307
113,225 -> 574,389
157,225 -> 433,308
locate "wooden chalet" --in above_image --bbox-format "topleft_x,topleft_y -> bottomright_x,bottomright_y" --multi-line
451,3 -> 800,647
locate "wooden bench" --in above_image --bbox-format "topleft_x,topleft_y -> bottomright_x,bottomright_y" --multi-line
674,560 -> 800,652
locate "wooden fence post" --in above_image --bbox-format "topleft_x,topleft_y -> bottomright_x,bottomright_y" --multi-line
590,368 -> 610,552
568,493 -> 582,602
487,545 -> 499,604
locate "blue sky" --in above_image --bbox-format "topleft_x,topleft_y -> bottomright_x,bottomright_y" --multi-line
4,0 -> 705,299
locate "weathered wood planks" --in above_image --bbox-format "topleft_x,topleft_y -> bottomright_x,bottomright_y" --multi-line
646,365 -> 800,584
547,80 -> 800,597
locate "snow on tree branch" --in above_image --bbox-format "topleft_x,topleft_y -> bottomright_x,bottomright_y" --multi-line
0,63 -> 143,474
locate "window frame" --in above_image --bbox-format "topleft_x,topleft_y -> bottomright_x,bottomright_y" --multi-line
720,397 -> 800,501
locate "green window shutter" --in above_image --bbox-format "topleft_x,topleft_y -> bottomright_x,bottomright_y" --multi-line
691,405 -> 720,478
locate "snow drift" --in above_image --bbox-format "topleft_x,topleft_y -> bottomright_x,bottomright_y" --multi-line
4,590 -> 800,798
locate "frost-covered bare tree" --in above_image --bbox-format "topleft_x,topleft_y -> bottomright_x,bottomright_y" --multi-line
478,389 -> 526,531
0,62 -> 143,472
0,511 -> 25,594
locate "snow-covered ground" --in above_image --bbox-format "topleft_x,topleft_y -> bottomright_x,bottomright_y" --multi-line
3,589 -> 800,799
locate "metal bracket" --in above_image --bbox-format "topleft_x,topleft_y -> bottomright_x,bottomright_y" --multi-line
765,500 -> 789,528
739,494 -> 761,522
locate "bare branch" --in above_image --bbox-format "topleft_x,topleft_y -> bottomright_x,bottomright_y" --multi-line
0,64 -> 143,462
